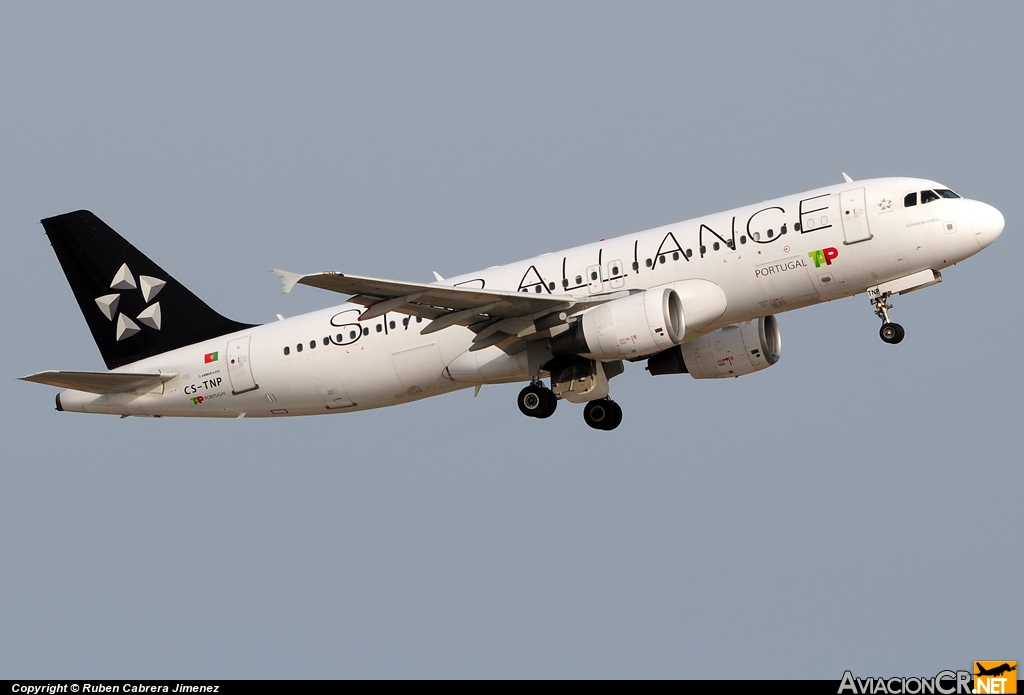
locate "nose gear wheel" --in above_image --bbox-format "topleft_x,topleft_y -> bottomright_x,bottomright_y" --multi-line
879,322 -> 905,344
872,293 -> 905,344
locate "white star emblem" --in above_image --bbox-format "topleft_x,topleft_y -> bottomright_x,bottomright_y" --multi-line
878,198 -> 892,211
95,263 -> 165,341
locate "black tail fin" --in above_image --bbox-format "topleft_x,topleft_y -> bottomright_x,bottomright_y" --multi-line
42,210 -> 257,369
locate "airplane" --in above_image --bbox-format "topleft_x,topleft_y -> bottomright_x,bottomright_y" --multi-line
21,175 -> 1004,430
976,663 -> 1016,678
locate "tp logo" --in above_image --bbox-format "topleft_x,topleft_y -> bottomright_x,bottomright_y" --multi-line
809,247 -> 839,267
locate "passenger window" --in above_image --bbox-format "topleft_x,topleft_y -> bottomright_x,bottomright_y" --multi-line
362,327 -> 369,336
904,192 -> 917,207
576,275 -> 583,283
283,346 -> 290,356
632,261 -> 639,271
402,317 -> 409,327
700,245 -> 706,254
562,278 -> 569,288
611,265 -> 619,275
548,282 -> 555,291
921,190 -> 940,204
389,320 -> 396,329
672,251 -> 679,261
310,340 -> 316,349
350,330 -> 357,339
296,343 -> 303,352
376,324 -> 382,333
685,249 -> 692,257
323,337 -> 329,346
659,255 -> 666,264
590,271 -> 598,280
534,285 -> 542,293
645,259 -> 652,268
416,317 -> 422,323
712,242 -> 720,251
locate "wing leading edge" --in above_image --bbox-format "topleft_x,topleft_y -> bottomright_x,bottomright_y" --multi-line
272,269 -> 630,352
273,269 -> 577,316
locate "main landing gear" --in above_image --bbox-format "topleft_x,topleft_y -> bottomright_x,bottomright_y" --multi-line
583,398 -> 622,431
517,382 -> 557,419
872,293 -> 905,345
516,382 -> 623,430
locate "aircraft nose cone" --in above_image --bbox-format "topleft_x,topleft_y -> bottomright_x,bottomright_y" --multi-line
972,201 -> 1004,249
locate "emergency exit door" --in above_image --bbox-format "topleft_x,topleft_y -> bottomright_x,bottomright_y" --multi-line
840,188 -> 873,244
226,336 -> 259,395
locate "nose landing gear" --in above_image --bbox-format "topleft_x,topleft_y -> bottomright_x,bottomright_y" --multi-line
873,293 -> 905,345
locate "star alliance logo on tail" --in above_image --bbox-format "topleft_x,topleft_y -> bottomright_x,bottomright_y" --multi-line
94,262 -> 166,341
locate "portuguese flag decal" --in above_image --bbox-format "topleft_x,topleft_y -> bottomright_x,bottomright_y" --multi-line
204,351 -> 219,363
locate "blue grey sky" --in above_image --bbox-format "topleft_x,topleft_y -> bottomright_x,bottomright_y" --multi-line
1,1 -> 1020,678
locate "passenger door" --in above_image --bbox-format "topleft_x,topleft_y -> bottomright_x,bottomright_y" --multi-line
226,336 -> 259,395
840,188 -> 873,244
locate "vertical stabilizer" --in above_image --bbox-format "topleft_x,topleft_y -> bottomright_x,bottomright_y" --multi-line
42,210 -> 257,369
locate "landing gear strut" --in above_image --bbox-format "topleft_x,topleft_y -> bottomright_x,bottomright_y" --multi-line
873,293 -> 905,345
583,398 -> 622,431
517,382 -> 557,419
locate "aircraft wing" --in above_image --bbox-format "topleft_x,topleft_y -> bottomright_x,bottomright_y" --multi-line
272,269 -> 632,350
20,370 -> 177,394
274,269 -> 576,315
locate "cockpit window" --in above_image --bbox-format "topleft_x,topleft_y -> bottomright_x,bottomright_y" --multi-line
904,192 -> 917,207
936,189 -> 960,199
920,190 -> 940,204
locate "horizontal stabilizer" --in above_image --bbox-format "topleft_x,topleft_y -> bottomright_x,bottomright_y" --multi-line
20,370 -> 177,394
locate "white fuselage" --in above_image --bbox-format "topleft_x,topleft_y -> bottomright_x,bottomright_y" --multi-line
57,177 -> 1004,417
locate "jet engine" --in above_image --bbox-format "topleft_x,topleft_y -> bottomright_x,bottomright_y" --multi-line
647,315 -> 781,378
550,287 -> 685,361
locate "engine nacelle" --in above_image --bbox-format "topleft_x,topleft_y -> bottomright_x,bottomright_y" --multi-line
647,315 -> 781,378
551,287 -> 685,361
